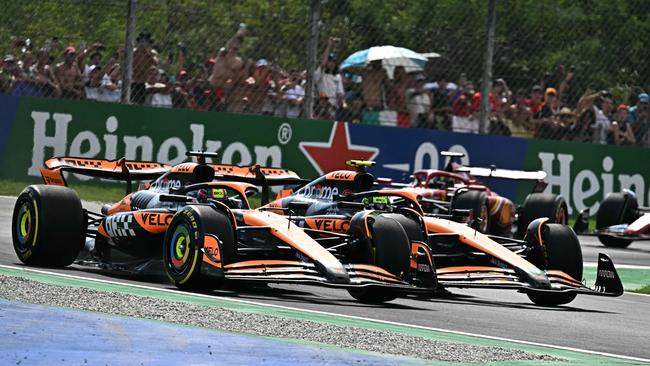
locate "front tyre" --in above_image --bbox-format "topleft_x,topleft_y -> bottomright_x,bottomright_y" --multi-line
596,192 -> 638,248
348,214 -> 410,304
12,185 -> 85,267
164,205 -> 235,291
526,223 -> 583,306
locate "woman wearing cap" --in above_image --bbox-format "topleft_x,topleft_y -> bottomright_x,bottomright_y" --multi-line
533,87 -> 561,139
611,104 -> 635,145
504,89 -> 534,138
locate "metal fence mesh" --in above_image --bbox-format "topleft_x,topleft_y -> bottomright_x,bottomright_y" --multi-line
1,0 -> 649,147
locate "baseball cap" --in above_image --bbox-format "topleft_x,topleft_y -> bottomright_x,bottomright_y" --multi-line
3,54 -> 15,63
638,93 -> 649,103
617,104 -> 629,111
136,31 -> 153,43
545,87 -> 557,95
256,58 -> 269,67
64,46 -> 76,55
557,107 -> 575,116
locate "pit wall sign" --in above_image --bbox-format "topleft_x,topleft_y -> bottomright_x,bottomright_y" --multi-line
0,95 -> 648,217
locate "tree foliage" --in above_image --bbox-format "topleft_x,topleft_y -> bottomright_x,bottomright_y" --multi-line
2,0 -> 649,96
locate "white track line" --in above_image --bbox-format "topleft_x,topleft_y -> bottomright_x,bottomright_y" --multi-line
1,264 -> 648,363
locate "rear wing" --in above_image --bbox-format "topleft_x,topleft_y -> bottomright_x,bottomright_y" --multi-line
208,164 -> 308,205
441,150 -> 546,181
184,151 -> 307,186
456,166 -> 547,181
41,157 -> 171,193
210,164 -> 306,186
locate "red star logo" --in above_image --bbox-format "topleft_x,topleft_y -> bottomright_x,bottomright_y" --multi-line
299,122 -> 379,174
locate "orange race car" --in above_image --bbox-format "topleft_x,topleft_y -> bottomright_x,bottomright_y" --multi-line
259,160 -> 623,306
12,152 -> 435,303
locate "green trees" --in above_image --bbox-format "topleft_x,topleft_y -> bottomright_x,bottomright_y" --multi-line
2,0 -> 649,94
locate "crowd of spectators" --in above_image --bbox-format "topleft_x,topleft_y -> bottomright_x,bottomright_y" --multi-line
1,31 -> 648,147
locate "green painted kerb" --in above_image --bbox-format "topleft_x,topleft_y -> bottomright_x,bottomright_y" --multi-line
0,266 -> 646,366
584,266 -> 650,291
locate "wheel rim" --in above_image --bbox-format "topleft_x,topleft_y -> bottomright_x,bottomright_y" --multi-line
169,222 -> 193,274
15,200 -> 37,251
556,206 -> 567,224
479,204 -> 489,232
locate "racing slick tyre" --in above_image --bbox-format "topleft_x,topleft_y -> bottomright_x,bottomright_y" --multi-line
450,190 -> 490,233
381,213 -> 426,242
596,192 -> 638,248
526,223 -> 583,306
348,214 -> 411,304
164,205 -> 235,291
518,193 -> 568,237
12,185 -> 85,267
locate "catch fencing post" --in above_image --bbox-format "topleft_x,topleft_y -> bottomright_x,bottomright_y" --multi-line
121,0 -> 136,104
304,0 -> 321,119
479,0 -> 497,134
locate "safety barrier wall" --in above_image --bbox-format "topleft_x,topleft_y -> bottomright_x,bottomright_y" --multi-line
1,95 -> 648,216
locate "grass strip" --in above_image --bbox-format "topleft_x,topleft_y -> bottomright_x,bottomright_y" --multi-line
630,284 -> 650,294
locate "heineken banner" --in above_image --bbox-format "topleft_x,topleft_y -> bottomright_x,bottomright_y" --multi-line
1,95 -> 649,216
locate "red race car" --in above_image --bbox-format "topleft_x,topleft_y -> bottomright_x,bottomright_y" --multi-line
379,151 -> 568,237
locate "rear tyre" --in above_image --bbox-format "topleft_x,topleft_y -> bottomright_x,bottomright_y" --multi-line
450,190 -> 490,233
348,214 -> 410,304
526,223 -> 582,306
518,193 -> 568,237
381,213 -> 425,242
164,205 -> 235,291
12,185 -> 85,267
596,192 -> 637,248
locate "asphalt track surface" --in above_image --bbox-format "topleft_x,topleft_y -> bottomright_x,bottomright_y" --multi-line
1,196 -> 649,361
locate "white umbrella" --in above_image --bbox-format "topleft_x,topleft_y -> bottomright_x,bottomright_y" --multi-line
340,45 -> 428,77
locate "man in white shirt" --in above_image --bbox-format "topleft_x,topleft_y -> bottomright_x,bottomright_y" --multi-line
406,74 -> 432,128
284,77 -> 305,119
314,37 -> 344,109
84,65 -> 102,101
592,91 -> 613,144
98,64 -> 121,103
145,67 -> 172,108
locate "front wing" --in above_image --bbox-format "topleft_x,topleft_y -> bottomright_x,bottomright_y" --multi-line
436,253 -> 623,297
201,259 -> 434,293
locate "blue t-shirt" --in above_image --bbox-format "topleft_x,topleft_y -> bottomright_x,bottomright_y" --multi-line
627,105 -> 648,144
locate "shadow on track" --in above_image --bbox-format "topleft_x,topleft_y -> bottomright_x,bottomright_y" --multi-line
416,290 -> 617,314
208,284 -> 430,311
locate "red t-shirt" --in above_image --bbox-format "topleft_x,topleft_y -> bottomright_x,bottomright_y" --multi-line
452,95 -> 472,117
526,99 -> 543,115
470,92 -> 497,112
